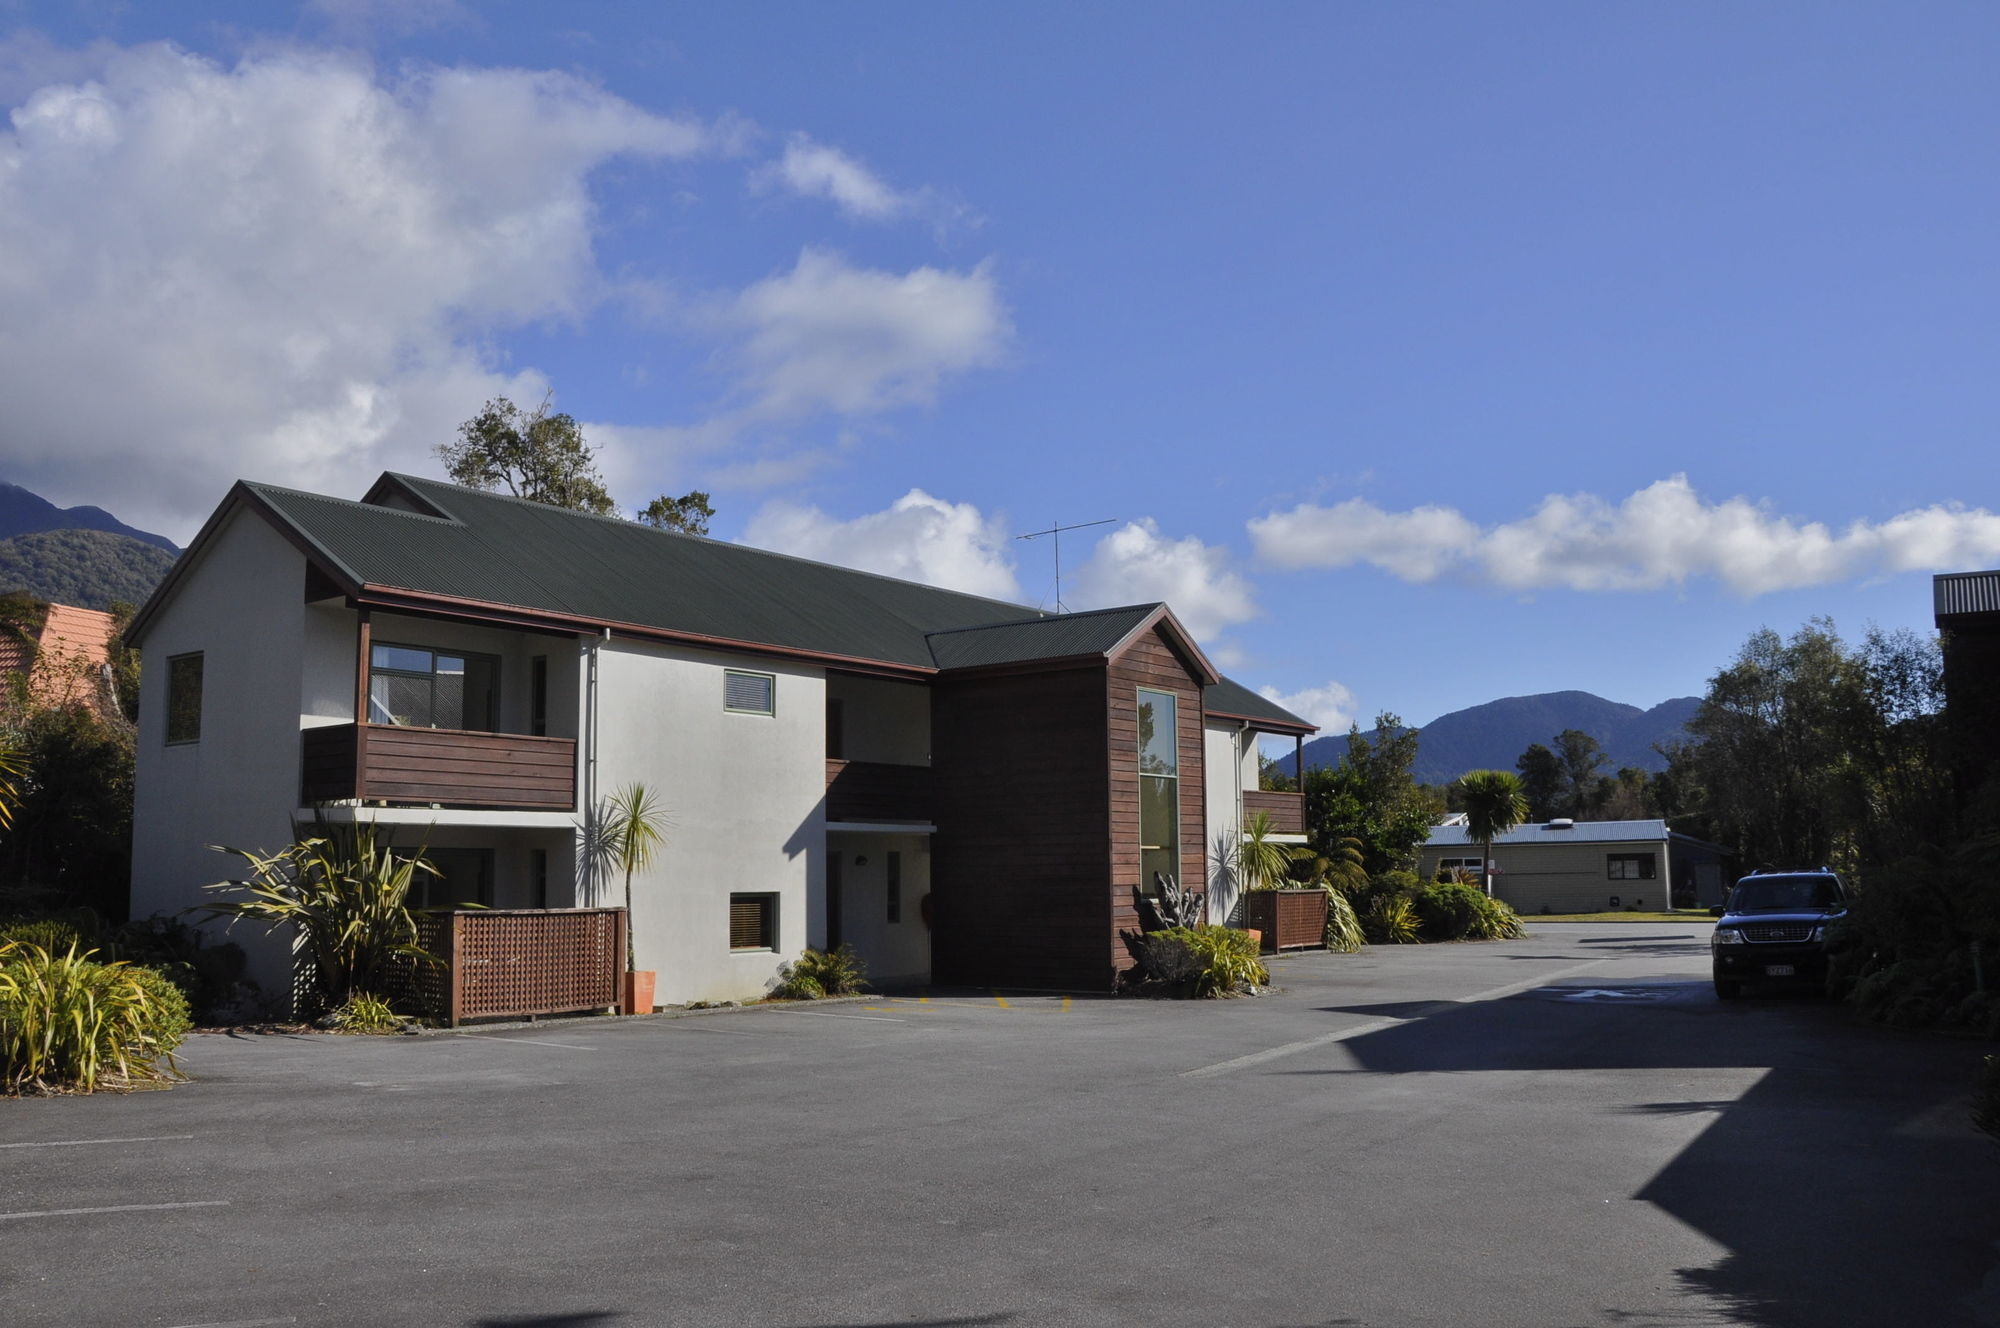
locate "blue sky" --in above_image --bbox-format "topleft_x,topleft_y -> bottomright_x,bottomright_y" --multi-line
2,2 -> 1995,738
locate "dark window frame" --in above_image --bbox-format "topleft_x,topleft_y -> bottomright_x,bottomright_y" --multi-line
729,892 -> 778,951
1137,686 -> 1180,895
165,652 -> 204,745
368,641 -> 500,732
1607,853 -> 1657,881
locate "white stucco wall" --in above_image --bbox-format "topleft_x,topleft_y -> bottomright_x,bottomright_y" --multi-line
130,509 -> 309,998
828,830 -> 931,987
589,639 -> 826,1005
826,673 -> 930,765
1203,720 -> 1247,925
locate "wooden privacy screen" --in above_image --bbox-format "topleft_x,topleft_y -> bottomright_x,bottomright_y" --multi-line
1241,790 -> 1306,835
404,908 -> 625,1026
1242,889 -> 1328,953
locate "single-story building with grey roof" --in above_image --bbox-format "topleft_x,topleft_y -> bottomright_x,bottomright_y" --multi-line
126,473 -> 1315,1010
1419,818 -> 1736,915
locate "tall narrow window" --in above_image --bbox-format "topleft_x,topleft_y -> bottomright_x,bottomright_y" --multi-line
1137,687 -> 1179,894
531,848 -> 549,908
166,652 -> 204,744
369,644 -> 499,730
530,656 -> 548,736
886,850 -> 902,923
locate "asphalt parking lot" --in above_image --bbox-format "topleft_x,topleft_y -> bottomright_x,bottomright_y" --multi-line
4,923 -> 1996,1328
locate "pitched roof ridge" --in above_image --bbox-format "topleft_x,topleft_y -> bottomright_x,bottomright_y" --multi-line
248,479 -> 463,528
924,602 -> 1155,640
387,472 -> 1048,618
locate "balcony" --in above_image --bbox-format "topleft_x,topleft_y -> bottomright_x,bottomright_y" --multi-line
301,722 -> 577,811
1242,789 -> 1305,836
825,759 -> 933,824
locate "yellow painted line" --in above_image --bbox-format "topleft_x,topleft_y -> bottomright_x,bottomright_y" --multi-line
992,991 -> 1012,1009
1061,996 -> 1072,1013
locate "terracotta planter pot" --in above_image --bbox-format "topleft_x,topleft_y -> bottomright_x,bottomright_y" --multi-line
1244,928 -> 1264,951
622,969 -> 656,1015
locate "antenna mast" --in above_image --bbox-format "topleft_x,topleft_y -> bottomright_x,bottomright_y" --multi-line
1015,517 -> 1114,613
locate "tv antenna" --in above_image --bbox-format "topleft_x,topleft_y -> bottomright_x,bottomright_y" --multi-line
1016,517 -> 1114,613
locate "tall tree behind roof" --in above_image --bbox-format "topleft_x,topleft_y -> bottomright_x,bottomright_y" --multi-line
435,395 -> 616,517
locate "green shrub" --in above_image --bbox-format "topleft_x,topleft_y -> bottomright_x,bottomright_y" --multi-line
101,916 -> 253,1023
0,911 -> 97,954
1365,895 -> 1422,945
1362,870 -> 1422,910
1132,925 -> 1267,997
325,991 -> 402,1034
1415,881 -> 1489,940
1323,888 -> 1365,954
1467,895 -> 1528,940
774,943 -> 866,999
0,941 -> 188,1092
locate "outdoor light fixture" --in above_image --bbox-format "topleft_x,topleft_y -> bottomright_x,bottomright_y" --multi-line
854,854 -> 868,866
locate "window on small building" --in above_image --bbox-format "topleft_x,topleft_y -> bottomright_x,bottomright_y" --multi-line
165,652 -> 204,744
725,670 -> 776,716
730,893 -> 777,950
886,850 -> 902,924
1137,687 -> 1179,894
1607,853 -> 1657,881
1439,857 -> 1484,875
369,643 -> 499,731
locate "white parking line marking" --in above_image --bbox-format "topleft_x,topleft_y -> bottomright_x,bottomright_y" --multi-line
0,1134 -> 195,1149
451,1034 -> 598,1050
763,1009 -> 906,1022
165,1318 -> 297,1327
0,1200 -> 229,1221
1184,958 -> 1611,1078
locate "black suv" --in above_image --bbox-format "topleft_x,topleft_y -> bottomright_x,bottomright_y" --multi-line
1711,870 -> 1847,999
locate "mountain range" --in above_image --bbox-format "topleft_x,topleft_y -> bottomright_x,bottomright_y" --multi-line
0,482 -> 179,611
1280,690 -> 1702,785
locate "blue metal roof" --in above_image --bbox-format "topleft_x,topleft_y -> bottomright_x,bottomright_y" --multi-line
1427,819 -> 1670,847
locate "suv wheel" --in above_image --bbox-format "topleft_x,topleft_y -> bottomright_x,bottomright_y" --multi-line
1715,978 -> 1742,1000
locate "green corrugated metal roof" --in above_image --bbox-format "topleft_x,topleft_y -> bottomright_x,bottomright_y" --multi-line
222,473 -> 1312,728
1204,676 -> 1315,732
925,604 -> 1160,670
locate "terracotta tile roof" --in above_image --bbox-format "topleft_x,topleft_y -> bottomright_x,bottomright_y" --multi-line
4,602 -> 116,709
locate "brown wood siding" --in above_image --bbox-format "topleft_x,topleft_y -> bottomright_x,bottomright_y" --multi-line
299,722 -> 575,810
825,759 -> 933,823
931,664 -> 1113,991
1242,789 -> 1304,835
1106,626 -> 1207,975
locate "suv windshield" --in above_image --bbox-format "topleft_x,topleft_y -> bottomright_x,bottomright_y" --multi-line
1728,875 -> 1842,912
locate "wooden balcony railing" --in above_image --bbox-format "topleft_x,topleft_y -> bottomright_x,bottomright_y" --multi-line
825,759 -> 933,823
1242,789 -> 1305,835
301,722 -> 576,811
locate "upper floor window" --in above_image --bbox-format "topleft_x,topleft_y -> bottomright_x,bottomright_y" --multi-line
725,670 -> 776,716
369,643 -> 498,731
165,652 -> 203,744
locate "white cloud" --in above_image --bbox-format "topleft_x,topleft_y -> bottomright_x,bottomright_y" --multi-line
1070,519 -> 1259,640
1249,475 -> 2000,596
0,42 -> 722,539
1257,680 -> 1358,735
755,134 -> 912,221
740,489 -> 1021,601
721,247 -> 1010,420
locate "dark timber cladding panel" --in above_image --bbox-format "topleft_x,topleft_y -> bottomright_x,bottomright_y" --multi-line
932,664 -> 1112,990
1107,626 -> 1206,974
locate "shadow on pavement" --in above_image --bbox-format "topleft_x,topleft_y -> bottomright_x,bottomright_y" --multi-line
473,1315 -> 625,1327
1320,980 -> 1999,1327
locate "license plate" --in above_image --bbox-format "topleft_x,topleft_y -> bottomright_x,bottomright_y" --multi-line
1765,964 -> 1795,977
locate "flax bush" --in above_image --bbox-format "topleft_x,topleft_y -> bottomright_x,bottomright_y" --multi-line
1322,887 -> 1365,954
1365,895 -> 1422,945
0,941 -> 189,1092
1129,925 -> 1268,997
326,991 -> 402,1034
775,943 -> 867,999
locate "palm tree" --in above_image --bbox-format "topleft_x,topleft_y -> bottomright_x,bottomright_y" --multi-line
595,783 -> 669,971
1458,769 -> 1528,898
1239,810 -> 1300,892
